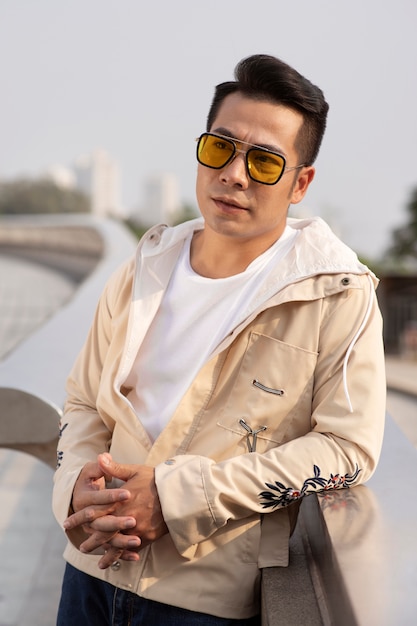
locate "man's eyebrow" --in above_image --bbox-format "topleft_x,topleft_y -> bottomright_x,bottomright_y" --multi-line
212,127 -> 286,155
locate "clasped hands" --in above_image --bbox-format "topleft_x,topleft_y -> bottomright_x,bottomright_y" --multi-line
63,452 -> 168,570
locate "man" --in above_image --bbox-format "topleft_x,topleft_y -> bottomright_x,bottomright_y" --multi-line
53,54 -> 386,625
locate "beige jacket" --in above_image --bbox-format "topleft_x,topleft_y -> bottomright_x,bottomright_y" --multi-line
53,216 -> 386,619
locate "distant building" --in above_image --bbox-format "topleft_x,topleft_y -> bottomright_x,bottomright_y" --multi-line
42,165 -> 76,189
73,149 -> 122,217
136,173 -> 181,226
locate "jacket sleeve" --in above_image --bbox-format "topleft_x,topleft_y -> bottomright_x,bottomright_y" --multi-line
52,259 -> 134,529
155,275 -> 386,556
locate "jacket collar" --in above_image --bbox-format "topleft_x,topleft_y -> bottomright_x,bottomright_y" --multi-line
138,215 -> 374,289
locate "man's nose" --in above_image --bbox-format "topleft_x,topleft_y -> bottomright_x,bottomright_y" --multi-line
220,149 -> 249,187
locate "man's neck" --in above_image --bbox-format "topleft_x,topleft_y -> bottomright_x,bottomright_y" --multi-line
189,229 -> 280,279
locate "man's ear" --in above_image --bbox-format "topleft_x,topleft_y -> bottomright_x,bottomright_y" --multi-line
291,166 -> 315,204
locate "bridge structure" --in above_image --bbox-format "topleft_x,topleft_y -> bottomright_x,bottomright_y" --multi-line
0,214 -> 416,625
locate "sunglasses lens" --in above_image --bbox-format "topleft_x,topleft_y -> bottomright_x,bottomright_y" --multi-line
247,149 -> 285,184
196,133 -> 287,184
197,134 -> 235,169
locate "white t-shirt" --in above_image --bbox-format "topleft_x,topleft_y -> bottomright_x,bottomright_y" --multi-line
126,226 -> 298,441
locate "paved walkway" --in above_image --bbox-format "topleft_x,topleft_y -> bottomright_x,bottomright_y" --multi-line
0,449 -> 66,625
0,251 -> 416,625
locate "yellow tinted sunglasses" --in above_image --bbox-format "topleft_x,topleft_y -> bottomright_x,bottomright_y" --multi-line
196,133 -> 304,185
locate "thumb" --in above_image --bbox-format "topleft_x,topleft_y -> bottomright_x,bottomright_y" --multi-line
98,453 -> 137,483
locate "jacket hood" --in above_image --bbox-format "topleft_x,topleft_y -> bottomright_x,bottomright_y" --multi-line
140,215 -> 374,286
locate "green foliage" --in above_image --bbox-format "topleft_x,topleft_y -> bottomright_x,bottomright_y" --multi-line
0,178 -> 90,215
124,219 -> 148,241
358,255 -> 384,277
172,203 -> 199,226
125,203 -> 200,241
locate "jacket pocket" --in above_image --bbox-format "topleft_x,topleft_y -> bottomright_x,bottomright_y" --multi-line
216,332 -> 318,453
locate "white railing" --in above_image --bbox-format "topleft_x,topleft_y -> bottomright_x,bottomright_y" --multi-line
0,215 -> 138,466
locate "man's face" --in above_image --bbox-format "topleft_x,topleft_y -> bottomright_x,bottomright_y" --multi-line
196,92 -> 315,251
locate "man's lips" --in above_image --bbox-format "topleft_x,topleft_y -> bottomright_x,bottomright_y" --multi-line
213,196 -> 249,211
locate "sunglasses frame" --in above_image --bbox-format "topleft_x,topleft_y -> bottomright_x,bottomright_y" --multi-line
196,132 -> 304,186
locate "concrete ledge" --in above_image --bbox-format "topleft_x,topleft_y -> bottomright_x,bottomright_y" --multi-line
298,414 -> 417,625
0,214 -> 104,282
261,517 -> 322,625
0,388 -> 60,468
261,358 -> 417,626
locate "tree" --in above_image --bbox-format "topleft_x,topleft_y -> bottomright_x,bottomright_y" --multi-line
172,203 -> 199,226
0,178 -> 90,215
387,186 -> 417,261
125,203 -> 199,241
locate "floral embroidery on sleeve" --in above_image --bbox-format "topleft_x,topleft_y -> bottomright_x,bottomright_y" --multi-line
259,464 -> 361,509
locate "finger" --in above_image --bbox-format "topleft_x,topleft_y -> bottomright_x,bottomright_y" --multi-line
119,550 -> 140,562
98,541 -> 141,569
98,547 -> 140,569
78,461 -> 108,488
98,453 -> 138,483
79,527 -> 136,554
79,460 -> 104,481
98,546 -> 123,569
80,533 -> 141,559
78,518 -> 137,553
64,506 -> 134,530
80,530 -> 118,554
72,488 -> 130,516
105,533 -> 141,551
64,491 -> 131,529
89,515 -> 137,533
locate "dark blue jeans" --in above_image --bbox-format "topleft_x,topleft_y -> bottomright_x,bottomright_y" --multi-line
57,563 -> 261,625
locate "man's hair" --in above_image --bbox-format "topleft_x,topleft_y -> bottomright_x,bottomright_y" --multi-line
206,54 -> 329,165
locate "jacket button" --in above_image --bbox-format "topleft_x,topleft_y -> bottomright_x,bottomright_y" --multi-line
341,277 -> 350,286
111,561 -> 121,571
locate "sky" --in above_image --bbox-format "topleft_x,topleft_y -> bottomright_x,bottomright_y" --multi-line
0,0 -> 416,259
